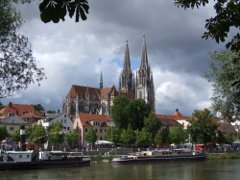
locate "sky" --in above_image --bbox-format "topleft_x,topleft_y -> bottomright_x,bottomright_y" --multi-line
1,0 -> 224,116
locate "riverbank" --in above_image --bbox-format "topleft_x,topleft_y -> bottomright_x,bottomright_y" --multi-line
90,152 -> 240,163
206,152 -> 240,160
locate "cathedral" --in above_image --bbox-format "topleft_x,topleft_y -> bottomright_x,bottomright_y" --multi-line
62,36 -> 155,117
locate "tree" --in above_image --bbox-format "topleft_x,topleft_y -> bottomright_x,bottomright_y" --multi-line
135,127 -> 152,147
120,125 -> 135,146
85,128 -> 97,147
12,126 -> 21,142
159,126 -> 170,146
153,133 -> 162,147
144,112 -> 162,141
32,104 -> 45,113
174,0 -> 240,51
0,0 -> 45,98
28,124 -> 47,145
48,122 -> 64,149
111,96 -> 130,129
127,99 -> 151,130
169,126 -> 187,144
16,0 -> 89,23
0,126 -> 8,141
206,51 -> 240,119
65,129 -> 78,148
188,109 -> 218,145
105,127 -> 121,145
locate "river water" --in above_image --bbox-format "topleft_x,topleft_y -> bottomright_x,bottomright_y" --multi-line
1,159 -> 240,180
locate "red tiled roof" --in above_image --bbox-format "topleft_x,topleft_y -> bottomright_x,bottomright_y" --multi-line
156,109 -> 191,121
0,103 -> 35,117
67,85 -> 101,100
78,113 -> 109,127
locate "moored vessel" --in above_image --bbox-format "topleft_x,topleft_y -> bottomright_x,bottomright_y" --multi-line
0,150 -> 90,171
112,148 -> 206,164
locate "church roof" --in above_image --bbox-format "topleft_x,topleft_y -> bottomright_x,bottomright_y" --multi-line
67,85 -> 101,100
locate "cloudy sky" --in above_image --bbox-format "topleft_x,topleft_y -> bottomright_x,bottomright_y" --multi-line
2,0 -> 224,116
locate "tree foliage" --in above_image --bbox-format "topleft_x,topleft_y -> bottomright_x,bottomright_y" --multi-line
169,126 -> 187,144
85,128 -> 97,145
111,96 -> 151,130
120,125 -> 135,146
127,99 -> 151,130
0,126 -> 8,141
28,124 -> 47,144
16,0 -> 89,23
206,51 -> 240,119
189,109 -> 218,145
65,129 -> 78,147
135,127 -> 152,147
48,122 -> 64,146
105,127 -> 121,145
111,96 -> 130,129
0,0 -> 45,98
175,0 -> 240,51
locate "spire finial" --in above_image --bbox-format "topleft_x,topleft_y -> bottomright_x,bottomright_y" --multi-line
100,69 -> 103,89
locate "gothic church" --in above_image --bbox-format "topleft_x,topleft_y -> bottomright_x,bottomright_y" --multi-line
62,36 -> 155,117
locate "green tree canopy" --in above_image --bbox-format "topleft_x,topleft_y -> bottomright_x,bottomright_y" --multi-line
105,127 -> 121,145
65,129 -> 78,148
85,128 -> 97,145
169,126 -> 187,144
189,109 -> 218,145
135,127 -> 152,147
174,0 -> 240,51
0,126 -> 8,141
48,122 -> 64,148
127,99 -> 151,130
207,51 -> 240,119
28,124 -> 47,145
0,0 -> 45,98
120,125 -> 135,146
111,96 -> 130,129
144,112 -> 162,140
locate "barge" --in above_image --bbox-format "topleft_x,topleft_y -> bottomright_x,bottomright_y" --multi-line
112,148 -> 206,164
0,150 -> 90,171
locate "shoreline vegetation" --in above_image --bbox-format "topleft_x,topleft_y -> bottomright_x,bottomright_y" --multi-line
90,153 -> 240,163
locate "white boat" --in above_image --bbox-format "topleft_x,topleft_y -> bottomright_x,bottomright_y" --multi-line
0,149 -> 90,171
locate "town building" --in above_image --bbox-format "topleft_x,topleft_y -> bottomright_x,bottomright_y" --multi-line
63,36 -> 155,117
38,112 -> 73,133
0,102 -> 44,124
73,113 -> 112,145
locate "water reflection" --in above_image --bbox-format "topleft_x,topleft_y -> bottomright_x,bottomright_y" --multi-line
1,160 -> 240,180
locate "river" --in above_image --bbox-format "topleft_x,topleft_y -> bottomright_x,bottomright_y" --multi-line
1,159 -> 240,180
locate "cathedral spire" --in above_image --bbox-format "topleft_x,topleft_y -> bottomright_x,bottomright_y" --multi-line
123,40 -> 131,72
140,35 -> 149,70
100,69 -> 103,89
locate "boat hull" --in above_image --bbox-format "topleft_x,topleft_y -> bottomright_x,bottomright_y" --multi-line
0,158 -> 90,171
112,154 -> 206,164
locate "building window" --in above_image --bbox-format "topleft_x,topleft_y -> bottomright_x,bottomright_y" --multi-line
100,137 -> 102,140
67,127 -> 70,130
100,129 -> 102,133
19,155 -> 22,158
85,128 -> 88,132
95,129 -> 97,132
10,127 -> 14,131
